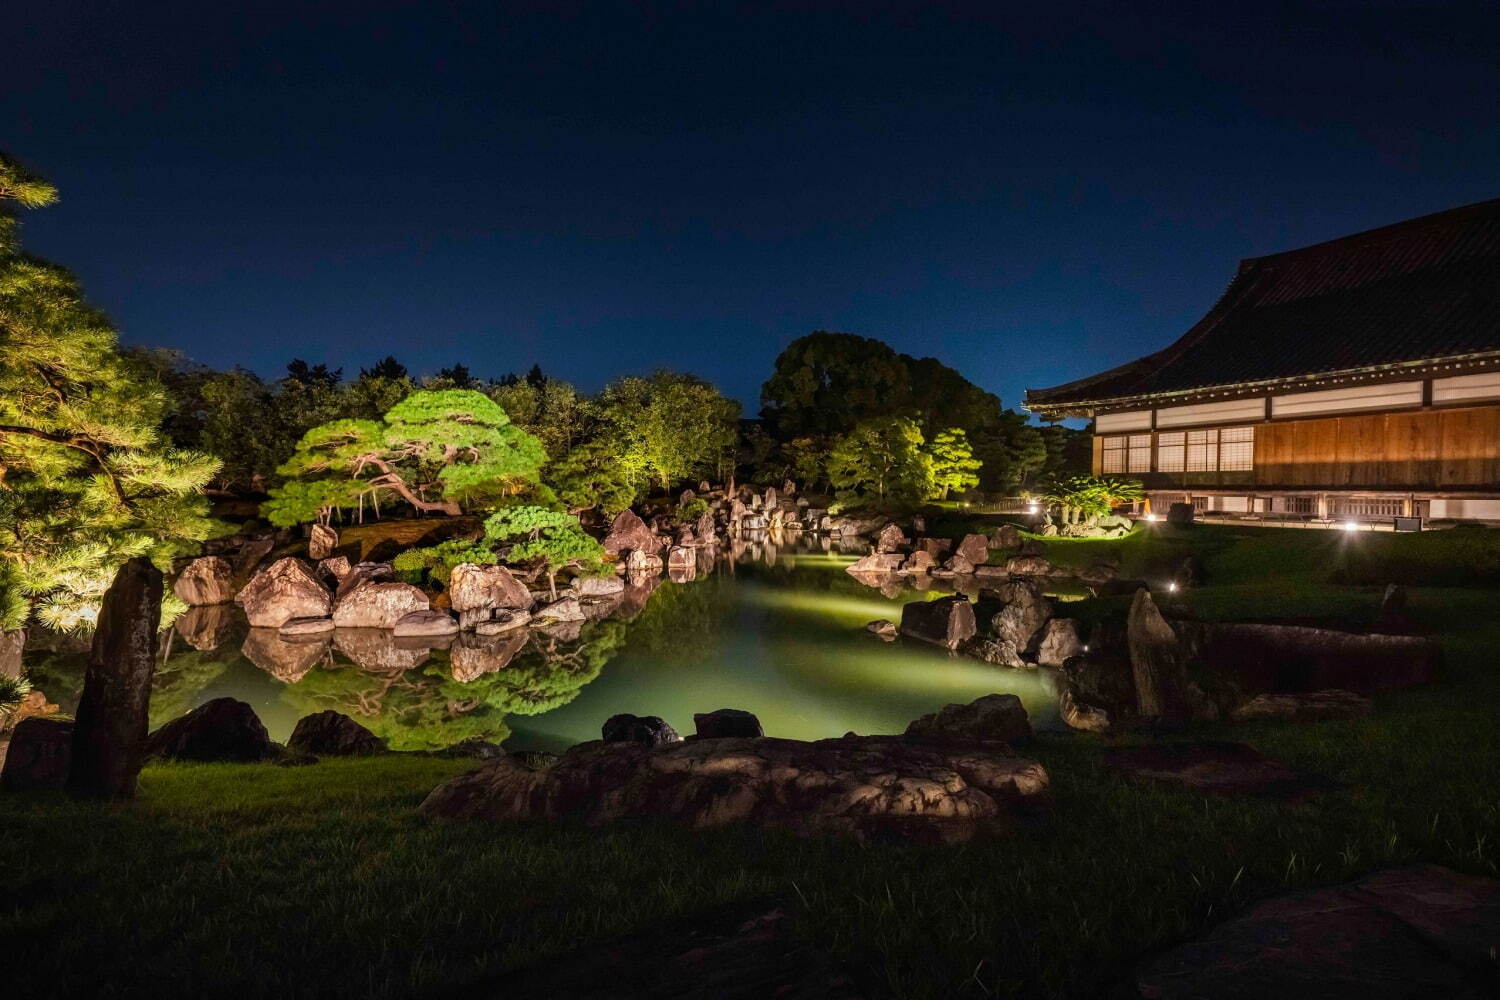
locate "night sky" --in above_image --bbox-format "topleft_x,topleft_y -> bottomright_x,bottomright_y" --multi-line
6,2 -> 1499,413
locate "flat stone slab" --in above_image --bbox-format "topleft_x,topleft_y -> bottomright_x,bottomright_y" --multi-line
421,734 -> 1049,844
1133,865 -> 1500,999
1104,741 -> 1337,801
480,899 -> 864,999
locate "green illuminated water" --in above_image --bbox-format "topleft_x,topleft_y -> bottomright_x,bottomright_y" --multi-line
24,552 -> 1060,752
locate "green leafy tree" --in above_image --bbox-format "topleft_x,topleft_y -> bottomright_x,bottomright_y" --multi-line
484,504 -> 605,598
759,332 -> 913,439
548,440 -> 636,516
263,389 -> 545,525
926,427 -> 983,499
0,151 -> 221,632
825,417 -> 933,510
596,371 -> 740,493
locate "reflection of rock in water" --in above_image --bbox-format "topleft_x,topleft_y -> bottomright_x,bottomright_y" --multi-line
393,633 -> 454,653
617,575 -> 661,620
695,547 -> 716,575
450,631 -> 529,682
176,604 -> 245,652
579,594 -> 624,621
242,627 -> 329,683
667,564 -> 697,585
846,571 -> 907,600
333,628 -> 431,673
533,619 -> 584,642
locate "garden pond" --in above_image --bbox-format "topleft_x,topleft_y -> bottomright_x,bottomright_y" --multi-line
23,544 -> 1065,752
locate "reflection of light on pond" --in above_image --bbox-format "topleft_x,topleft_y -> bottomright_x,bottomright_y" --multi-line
739,583 -> 926,624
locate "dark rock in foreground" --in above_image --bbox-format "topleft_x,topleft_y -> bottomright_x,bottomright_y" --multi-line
421,733 -> 1049,843
1,717 -> 74,792
146,697 -> 275,763
1104,741 -> 1337,802
1132,865 -> 1500,999
1230,689 -> 1373,722
694,708 -> 764,739
288,710 -> 387,756
905,693 -> 1031,745
69,557 -> 162,798
477,899 -> 864,999
602,713 -> 683,747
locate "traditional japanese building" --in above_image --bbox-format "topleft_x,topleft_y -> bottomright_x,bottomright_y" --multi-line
1024,197 -> 1500,523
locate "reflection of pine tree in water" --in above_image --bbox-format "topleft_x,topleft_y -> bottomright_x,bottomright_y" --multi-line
276,619 -> 628,748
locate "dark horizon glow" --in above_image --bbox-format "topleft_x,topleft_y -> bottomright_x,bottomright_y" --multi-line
5,2 -> 1498,412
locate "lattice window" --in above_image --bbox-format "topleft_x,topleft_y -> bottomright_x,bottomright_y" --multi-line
1186,429 -> 1218,472
1128,434 -> 1153,473
1156,432 -> 1185,472
1219,426 -> 1255,471
1101,435 -> 1127,474
1156,432 -> 1184,472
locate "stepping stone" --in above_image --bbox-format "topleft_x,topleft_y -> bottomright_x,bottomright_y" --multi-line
1132,865 -> 1500,999
1103,741 -> 1337,802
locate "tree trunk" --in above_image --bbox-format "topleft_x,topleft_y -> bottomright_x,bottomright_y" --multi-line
1,628 -> 24,680
68,557 -> 163,799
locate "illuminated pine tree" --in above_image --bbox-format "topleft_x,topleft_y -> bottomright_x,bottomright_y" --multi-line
0,151 -> 221,633
926,427 -> 983,499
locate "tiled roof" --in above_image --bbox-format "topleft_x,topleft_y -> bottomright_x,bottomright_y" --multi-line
1026,197 -> 1500,410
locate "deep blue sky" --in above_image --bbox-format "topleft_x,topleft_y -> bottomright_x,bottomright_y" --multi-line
5,2 -> 1498,414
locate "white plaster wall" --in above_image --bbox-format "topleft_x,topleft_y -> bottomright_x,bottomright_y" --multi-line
1271,380 -> 1422,418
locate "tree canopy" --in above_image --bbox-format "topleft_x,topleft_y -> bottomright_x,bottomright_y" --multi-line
826,416 -> 934,510
0,151 -> 220,630
263,389 -> 546,525
596,371 -> 740,494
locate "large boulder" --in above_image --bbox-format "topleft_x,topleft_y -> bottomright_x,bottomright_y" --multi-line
448,563 -> 533,629
847,551 -> 905,574
1132,865 -> 1500,999
1004,554 -> 1052,577
535,597 -> 585,622
334,561 -> 394,602
602,713 -> 683,747
954,533 -> 990,565
965,636 -> 1027,669
308,523 -> 339,561
988,579 -> 1054,654
905,693 -> 1031,745
421,734 -> 1050,844
900,595 -> 977,650
1,717 -> 74,792
990,524 -> 1022,550
693,708 -> 763,739
68,558 -> 162,798
1175,621 -> 1440,697
287,710 -> 386,756
575,574 -> 625,598
392,609 -> 459,637
1035,618 -> 1084,668
332,579 -> 429,629
875,523 -> 908,553
1127,589 -> 1191,720
173,556 -> 236,606
235,557 -> 332,628
603,510 -> 662,556
145,697 -> 274,763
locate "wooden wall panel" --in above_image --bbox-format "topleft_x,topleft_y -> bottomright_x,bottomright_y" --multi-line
1156,403 -> 1500,490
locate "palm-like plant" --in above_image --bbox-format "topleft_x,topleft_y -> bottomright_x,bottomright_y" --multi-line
1043,476 -> 1144,528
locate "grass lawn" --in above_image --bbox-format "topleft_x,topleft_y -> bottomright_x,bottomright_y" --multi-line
3,525 -> 1499,998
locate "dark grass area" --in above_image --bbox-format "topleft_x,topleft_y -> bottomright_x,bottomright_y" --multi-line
4,526 -> 1499,998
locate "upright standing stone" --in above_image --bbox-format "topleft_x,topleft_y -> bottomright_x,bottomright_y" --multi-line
68,557 -> 162,798
1127,589 -> 1188,719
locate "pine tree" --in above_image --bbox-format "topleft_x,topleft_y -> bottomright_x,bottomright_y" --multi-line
0,151 -> 220,631
263,389 -> 546,525
927,427 -> 983,499
483,504 -> 605,598
825,416 -> 933,510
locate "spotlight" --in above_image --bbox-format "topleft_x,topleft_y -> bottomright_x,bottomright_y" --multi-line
1167,581 -> 1178,592
1145,513 -> 1159,522
1340,521 -> 1359,532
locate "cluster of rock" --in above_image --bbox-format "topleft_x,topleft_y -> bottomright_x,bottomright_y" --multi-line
420,696 -> 1047,844
884,578 -> 1084,674
845,519 -> 1124,592
1050,588 -> 1439,733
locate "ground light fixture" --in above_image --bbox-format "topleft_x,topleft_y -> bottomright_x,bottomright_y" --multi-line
1341,521 -> 1360,532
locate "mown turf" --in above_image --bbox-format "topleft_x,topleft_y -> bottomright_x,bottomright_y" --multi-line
3,526 -> 1499,999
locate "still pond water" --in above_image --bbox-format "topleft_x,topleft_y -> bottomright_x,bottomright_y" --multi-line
27,549 -> 1060,752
